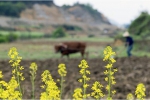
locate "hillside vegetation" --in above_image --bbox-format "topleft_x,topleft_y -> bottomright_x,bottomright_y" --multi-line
0,1 -> 120,39
129,12 -> 150,38
0,1 -> 54,17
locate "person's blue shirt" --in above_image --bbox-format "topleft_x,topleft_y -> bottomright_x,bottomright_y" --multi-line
126,36 -> 134,46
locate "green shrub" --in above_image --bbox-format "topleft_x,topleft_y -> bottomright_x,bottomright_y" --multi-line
0,33 -> 18,43
0,36 -> 8,43
88,34 -> 95,38
6,33 -> 18,42
114,33 -> 125,42
51,27 -> 67,38
129,11 -> 150,36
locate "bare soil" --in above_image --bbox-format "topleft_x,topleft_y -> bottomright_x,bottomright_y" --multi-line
0,56 -> 150,99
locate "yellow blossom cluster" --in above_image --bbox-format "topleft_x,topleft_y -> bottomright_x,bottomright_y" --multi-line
8,47 -> 25,81
8,47 -> 25,97
103,46 -> 116,63
8,47 -> 22,67
30,62 -> 37,75
0,72 -> 21,99
78,59 -> 90,99
135,83 -> 146,100
127,93 -> 134,100
103,46 -> 117,99
0,71 -> 3,78
58,63 -> 67,99
40,70 -> 60,100
58,64 -> 67,77
91,81 -> 105,99
30,62 -> 38,99
73,88 -> 83,100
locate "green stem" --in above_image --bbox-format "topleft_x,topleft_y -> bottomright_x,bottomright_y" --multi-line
0,85 -> 4,100
96,92 -> 99,100
16,66 -> 22,98
83,69 -> 86,99
108,66 -> 112,99
60,76 -> 64,99
31,73 -> 35,100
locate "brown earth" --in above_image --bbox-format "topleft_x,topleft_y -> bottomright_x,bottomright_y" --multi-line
0,56 -> 150,99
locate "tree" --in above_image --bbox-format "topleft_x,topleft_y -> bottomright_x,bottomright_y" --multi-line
128,11 -> 150,36
51,27 -> 67,38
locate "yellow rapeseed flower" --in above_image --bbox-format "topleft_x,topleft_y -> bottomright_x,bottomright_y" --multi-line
79,60 -> 89,69
1,90 -> 9,99
30,62 -> 38,99
105,64 -> 113,69
0,81 -> 8,87
0,77 -> 21,99
58,63 -> 67,99
91,81 -> 105,99
83,84 -> 89,88
0,71 -> 3,78
127,93 -> 134,100
135,83 -> 146,100
73,88 -> 83,100
30,62 -> 37,73
103,46 -> 115,62
78,59 -> 90,99
8,47 -> 25,97
40,70 -> 60,100
103,46 -> 117,99
19,66 -> 24,70
7,77 -> 21,100
58,64 -> 67,77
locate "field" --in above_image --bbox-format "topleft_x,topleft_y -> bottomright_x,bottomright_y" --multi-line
0,37 -> 114,60
0,37 -> 150,99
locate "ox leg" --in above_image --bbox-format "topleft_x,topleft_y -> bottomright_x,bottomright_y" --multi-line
81,50 -> 85,58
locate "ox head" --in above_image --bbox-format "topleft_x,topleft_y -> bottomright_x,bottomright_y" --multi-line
54,43 -> 68,53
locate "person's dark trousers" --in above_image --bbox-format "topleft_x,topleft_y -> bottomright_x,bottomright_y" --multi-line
127,45 -> 133,57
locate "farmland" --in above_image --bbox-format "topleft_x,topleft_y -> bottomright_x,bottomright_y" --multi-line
0,38 -> 150,99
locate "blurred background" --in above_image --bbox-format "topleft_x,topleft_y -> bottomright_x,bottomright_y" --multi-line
0,0 -> 150,59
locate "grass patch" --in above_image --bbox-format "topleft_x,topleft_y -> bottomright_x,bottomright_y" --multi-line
0,36 -> 149,60
30,36 -> 114,42
0,31 -> 44,39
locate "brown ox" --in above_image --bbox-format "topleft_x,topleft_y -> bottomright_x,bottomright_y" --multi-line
54,41 -> 86,58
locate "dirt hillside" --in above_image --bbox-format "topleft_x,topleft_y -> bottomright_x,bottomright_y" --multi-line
0,2 -> 122,36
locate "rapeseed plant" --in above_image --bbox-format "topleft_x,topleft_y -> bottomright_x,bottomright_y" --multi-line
0,70 -> 7,99
6,77 -> 22,100
0,71 -> 21,99
73,88 -> 83,100
0,71 -> 3,78
103,46 -> 117,100
135,83 -> 146,100
8,47 -> 25,98
30,62 -> 38,100
40,70 -> 60,100
78,59 -> 90,99
127,93 -> 134,100
58,63 -> 67,99
0,46 -> 148,100
91,81 -> 105,100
